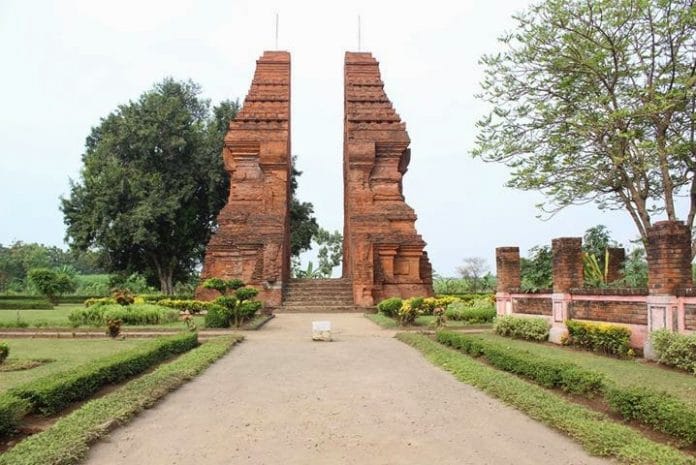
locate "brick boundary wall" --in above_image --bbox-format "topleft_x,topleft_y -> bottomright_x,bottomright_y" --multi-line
496,221 -> 694,354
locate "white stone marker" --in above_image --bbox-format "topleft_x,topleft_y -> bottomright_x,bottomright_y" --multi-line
312,320 -> 332,341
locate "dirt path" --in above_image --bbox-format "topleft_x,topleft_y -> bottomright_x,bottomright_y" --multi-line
84,314 -> 612,465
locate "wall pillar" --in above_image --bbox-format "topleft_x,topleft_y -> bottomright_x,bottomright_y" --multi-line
605,247 -> 626,284
495,247 -> 520,317
550,237 -> 583,343
644,221 -> 693,358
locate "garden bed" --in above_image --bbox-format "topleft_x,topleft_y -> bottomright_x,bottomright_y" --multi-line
397,332 -> 696,465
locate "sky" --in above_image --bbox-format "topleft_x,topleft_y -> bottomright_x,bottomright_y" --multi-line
0,0 -> 656,276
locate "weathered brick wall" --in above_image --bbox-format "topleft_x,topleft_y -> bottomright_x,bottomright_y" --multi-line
552,237 -> 583,293
606,247 -> 626,284
496,247 -> 521,292
513,297 -> 552,316
686,305 -> 696,331
569,300 -> 647,325
646,221 -> 693,295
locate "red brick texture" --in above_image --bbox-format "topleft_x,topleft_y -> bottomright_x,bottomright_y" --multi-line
552,238 -> 584,293
512,297 -> 552,316
342,52 -> 433,306
569,300 -> 647,325
646,221 -> 693,295
606,247 -> 626,284
197,51 -> 292,306
496,247 -> 521,292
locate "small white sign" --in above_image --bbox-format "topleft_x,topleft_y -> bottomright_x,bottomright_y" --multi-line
312,320 -> 332,341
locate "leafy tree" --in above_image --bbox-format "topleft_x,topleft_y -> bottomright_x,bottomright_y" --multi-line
315,228 -> 343,277
27,268 -> 77,303
289,159 -> 319,257
621,245 -> 649,288
582,225 -> 620,264
474,0 -> 696,254
61,79 -> 237,294
520,245 -> 553,291
456,257 -> 489,293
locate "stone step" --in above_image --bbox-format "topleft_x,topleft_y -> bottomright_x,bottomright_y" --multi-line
283,292 -> 354,299
277,305 -> 368,313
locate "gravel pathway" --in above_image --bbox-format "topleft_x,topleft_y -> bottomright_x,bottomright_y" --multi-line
84,313 -> 612,465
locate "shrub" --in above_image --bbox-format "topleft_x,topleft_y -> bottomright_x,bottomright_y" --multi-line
436,332 -> 605,396
397,298 -> 423,326
493,315 -> 549,341
226,279 -> 245,290
0,342 -> 8,364
112,289 -> 135,306
445,302 -> 496,323
606,387 -> 696,445
10,332 -> 198,415
68,304 -> 179,326
27,268 -> 76,304
202,277 -> 228,294
376,297 -> 402,317
204,304 -> 231,328
105,319 -> 121,338
84,297 -> 116,307
650,330 -> 696,374
0,299 -> 53,310
234,286 -> 259,301
156,299 -> 211,314
565,320 -> 632,357
0,394 -> 30,435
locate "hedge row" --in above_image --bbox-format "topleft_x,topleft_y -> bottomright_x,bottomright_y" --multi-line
566,320 -> 633,357
436,332 -> 604,396
651,330 -> 696,374
435,331 -> 696,446
398,332 -> 695,465
444,304 -> 496,323
493,315 -> 550,341
0,299 -> 53,310
0,332 -> 198,433
0,335 -> 241,465
68,304 -> 180,327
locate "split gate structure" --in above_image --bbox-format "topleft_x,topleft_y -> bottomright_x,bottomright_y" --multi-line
197,51 -> 433,309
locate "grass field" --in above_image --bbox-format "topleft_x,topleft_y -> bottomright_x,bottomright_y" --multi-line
0,338 -> 151,393
473,333 -> 696,408
365,313 -> 492,330
0,304 -> 205,330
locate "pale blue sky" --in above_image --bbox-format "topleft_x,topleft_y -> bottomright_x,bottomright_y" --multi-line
0,0 -> 660,276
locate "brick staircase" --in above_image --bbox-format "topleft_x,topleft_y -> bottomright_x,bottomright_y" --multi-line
280,279 -> 365,313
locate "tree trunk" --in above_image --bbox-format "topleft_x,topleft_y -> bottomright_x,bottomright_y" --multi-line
151,255 -> 175,295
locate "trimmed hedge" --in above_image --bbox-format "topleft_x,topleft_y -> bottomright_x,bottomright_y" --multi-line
0,335 -> 241,465
156,298 -> 211,314
566,320 -> 632,357
68,304 -> 179,327
376,297 -> 402,317
444,303 -> 496,323
607,387 -> 696,445
0,394 -> 30,435
650,330 -> 696,374
437,332 -> 604,396
0,299 -> 53,310
493,315 -> 550,341
436,331 -> 696,446
9,332 -> 198,416
398,332 -> 695,465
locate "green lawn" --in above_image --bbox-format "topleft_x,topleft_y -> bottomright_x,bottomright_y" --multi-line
0,304 -> 205,330
365,313 -> 493,330
0,338 -> 151,393
474,333 -> 696,408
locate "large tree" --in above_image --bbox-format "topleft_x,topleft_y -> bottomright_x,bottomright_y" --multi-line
61,79 -> 238,294
473,0 -> 696,253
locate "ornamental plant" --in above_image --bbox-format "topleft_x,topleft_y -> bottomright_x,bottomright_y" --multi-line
565,320 -> 632,358
0,342 -> 8,364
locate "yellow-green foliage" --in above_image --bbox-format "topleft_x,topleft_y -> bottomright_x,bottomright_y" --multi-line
565,320 -> 633,358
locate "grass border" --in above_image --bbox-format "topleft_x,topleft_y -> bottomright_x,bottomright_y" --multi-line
0,335 -> 242,465
396,332 -> 696,465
